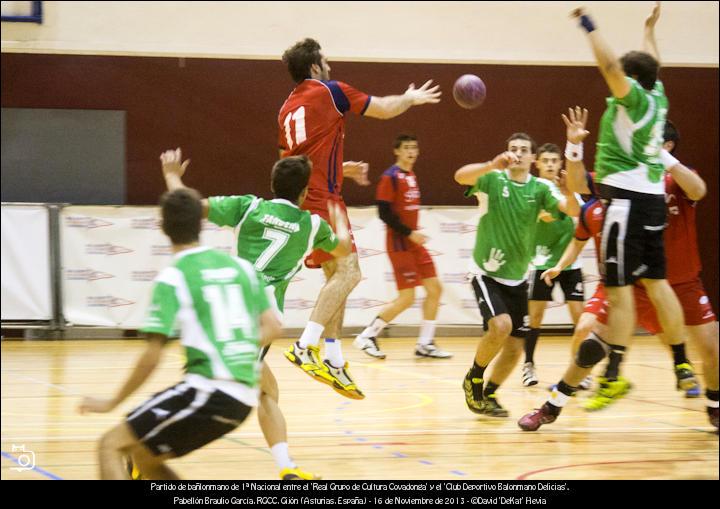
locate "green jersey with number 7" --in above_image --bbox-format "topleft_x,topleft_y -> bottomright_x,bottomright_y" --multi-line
208,195 -> 339,311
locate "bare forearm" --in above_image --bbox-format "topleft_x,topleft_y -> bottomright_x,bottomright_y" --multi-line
557,239 -> 587,271
366,94 -> 414,120
643,27 -> 660,62
669,164 -> 706,201
454,161 -> 496,186
565,160 -> 590,195
560,193 -> 580,217
164,173 -> 187,191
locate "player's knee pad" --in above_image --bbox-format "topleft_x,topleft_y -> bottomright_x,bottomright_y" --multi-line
575,333 -> 610,368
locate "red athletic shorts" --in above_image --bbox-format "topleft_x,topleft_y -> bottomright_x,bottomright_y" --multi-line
302,196 -> 357,268
589,279 -> 716,334
388,244 -> 437,290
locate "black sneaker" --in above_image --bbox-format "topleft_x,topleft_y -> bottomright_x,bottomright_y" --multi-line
482,393 -> 509,417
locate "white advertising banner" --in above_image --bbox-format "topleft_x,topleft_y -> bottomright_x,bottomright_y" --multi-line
60,206 -> 598,330
61,206 -> 236,328
1,204 -> 53,320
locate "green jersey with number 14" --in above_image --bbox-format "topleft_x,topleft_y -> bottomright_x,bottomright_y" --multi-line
142,247 -> 270,388
595,77 -> 668,195
208,195 -> 338,310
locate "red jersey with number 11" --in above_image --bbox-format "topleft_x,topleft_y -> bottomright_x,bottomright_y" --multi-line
278,79 -> 370,201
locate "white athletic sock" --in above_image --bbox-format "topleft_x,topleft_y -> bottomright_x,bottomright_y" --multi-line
298,321 -> 324,349
417,320 -> 437,346
324,338 -> 344,368
270,442 -> 296,471
548,390 -> 571,408
708,399 -> 720,409
359,317 -> 388,339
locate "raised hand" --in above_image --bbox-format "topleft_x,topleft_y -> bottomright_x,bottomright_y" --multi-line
562,106 -> 590,144
482,247 -> 506,273
343,161 -> 370,186
645,1 -> 661,29
405,80 -> 442,105
492,151 -> 520,169
160,147 -> 190,178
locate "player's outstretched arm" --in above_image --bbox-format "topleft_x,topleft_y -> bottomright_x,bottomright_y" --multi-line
78,335 -> 166,414
571,7 -> 630,99
364,80 -> 441,120
562,106 -> 592,195
160,147 -> 209,218
454,151 -> 519,186
662,150 -> 707,201
643,1 -> 661,64
541,238 -> 588,286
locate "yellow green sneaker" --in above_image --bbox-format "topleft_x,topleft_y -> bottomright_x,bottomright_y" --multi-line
582,376 -> 632,411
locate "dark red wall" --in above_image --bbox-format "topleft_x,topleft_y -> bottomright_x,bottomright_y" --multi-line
2,53 -> 717,310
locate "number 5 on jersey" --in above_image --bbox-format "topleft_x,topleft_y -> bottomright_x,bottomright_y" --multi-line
283,106 -> 306,149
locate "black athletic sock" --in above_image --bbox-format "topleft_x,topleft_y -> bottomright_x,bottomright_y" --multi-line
524,328 -> 540,364
557,380 -> 577,397
483,382 -> 500,398
707,389 -> 719,403
604,344 -> 626,381
468,362 -> 485,380
671,343 -> 689,366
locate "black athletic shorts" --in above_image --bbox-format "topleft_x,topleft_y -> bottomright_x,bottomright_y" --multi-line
126,381 -> 252,457
597,185 -> 666,287
528,268 -> 585,301
471,275 -> 529,338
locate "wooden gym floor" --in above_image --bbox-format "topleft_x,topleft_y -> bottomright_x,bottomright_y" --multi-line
1,336 -> 717,480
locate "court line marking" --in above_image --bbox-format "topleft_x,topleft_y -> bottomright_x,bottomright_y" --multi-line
516,458 -> 713,480
1,450 -> 64,480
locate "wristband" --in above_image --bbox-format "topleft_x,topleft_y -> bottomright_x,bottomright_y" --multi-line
580,15 -> 596,33
659,149 -> 679,170
565,141 -> 583,162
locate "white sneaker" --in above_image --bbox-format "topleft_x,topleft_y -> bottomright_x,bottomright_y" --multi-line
415,342 -> 452,359
522,362 -> 538,387
353,336 -> 386,359
578,375 -> 593,391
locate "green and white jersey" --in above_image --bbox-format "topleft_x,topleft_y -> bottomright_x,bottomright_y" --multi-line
208,195 -> 339,311
532,179 -> 583,271
141,247 -> 270,404
466,170 -> 561,283
595,77 -> 668,195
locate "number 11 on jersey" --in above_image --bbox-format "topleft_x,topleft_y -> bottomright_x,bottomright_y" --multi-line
283,106 -> 306,149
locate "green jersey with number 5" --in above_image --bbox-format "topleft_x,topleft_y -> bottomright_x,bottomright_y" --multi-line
595,77 -> 668,195
466,170 -> 561,283
142,247 -> 270,387
208,196 -> 339,310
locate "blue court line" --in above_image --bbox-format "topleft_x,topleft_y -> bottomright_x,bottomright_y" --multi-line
451,470 -> 467,476
1,451 -> 64,480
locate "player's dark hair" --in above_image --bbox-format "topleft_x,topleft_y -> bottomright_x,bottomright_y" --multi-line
507,132 -> 537,154
160,188 -> 203,245
393,133 -> 418,149
271,155 -> 312,203
620,51 -> 659,90
537,143 -> 561,157
282,38 -> 323,83
663,120 -> 680,154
